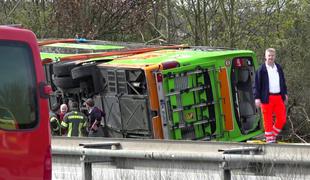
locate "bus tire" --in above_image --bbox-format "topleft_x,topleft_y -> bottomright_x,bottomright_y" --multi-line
71,63 -> 97,80
53,76 -> 79,89
53,61 -> 77,77
71,63 -> 105,93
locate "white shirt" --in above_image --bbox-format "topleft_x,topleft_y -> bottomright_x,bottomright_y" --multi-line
266,63 -> 280,93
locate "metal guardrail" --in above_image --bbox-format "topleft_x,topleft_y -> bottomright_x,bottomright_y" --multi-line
52,137 -> 310,180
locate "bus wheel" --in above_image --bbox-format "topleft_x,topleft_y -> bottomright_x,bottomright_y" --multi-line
71,63 -> 97,80
71,64 -> 105,93
53,61 -> 78,77
53,76 -> 79,89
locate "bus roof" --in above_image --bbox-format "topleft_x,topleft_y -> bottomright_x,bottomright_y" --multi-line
44,43 -> 124,50
39,40 -> 255,67
103,49 -> 255,67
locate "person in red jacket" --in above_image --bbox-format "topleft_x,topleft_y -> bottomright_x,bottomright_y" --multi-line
254,48 -> 288,143
59,103 -> 68,135
59,103 -> 68,121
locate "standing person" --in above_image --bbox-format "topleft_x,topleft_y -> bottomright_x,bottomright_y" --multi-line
59,103 -> 68,135
59,103 -> 68,121
254,48 -> 288,143
49,103 -> 61,136
61,102 -> 88,137
85,98 -> 105,137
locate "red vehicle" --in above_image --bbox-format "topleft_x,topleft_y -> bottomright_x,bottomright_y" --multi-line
0,26 -> 51,180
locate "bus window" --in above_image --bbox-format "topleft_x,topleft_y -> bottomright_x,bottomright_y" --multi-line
0,41 -> 38,130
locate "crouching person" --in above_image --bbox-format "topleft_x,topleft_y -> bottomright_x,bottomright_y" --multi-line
61,102 -> 87,137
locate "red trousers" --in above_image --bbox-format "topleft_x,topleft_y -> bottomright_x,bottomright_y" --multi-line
261,95 -> 286,142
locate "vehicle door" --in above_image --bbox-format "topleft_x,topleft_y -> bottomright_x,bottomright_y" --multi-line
103,68 -> 151,138
0,26 -> 51,180
157,63 -> 221,140
230,57 -> 261,134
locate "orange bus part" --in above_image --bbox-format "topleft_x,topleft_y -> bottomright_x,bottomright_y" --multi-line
219,68 -> 234,131
152,116 -> 164,139
58,45 -> 187,62
144,64 -> 162,110
38,39 -> 80,46
144,64 -> 164,139
41,58 -> 53,65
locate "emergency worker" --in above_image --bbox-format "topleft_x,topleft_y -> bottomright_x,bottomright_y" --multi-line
49,103 -> 61,136
254,48 -> 288,143
61,102 -> 87,137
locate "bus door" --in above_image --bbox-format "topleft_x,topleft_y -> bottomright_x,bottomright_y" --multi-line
103,68 -> 151,138
157,63 -> 221,140
231,57 -> 260,134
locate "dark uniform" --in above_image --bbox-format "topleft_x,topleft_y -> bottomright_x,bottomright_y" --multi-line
49,112 -> 61,136
61,111 -> 87,137
49,103 -> 61,136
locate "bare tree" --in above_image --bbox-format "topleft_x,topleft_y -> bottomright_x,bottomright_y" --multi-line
51,0 -> 151,40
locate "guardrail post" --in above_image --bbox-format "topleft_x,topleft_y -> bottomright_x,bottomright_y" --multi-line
219,146 -> 262,180
81,155 -> 92,180
78,142 -> 120,180
221,162 -> 231,180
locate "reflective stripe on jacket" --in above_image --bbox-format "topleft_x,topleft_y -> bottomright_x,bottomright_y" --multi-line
62,111 -> 87,137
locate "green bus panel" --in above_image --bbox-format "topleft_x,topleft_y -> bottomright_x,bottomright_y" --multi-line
163,63 -> 220,140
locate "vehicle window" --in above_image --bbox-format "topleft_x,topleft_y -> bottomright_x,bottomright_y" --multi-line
107,69 -> 147,95
231,57 -> 257,133
0,41 -> 38,130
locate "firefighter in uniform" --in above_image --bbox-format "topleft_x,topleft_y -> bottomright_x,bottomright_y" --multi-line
61,102 -> 88,137
49,103 -> 61,136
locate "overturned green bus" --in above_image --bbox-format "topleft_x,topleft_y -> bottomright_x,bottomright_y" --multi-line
41,41 -> 263,141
